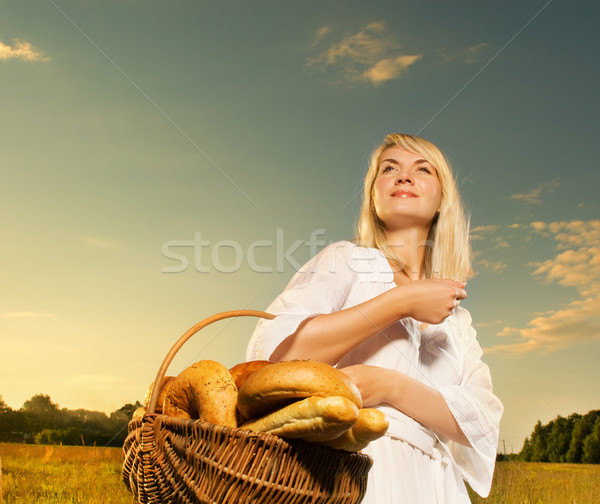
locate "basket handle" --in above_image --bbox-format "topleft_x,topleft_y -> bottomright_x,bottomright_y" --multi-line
146,309 -> 276,414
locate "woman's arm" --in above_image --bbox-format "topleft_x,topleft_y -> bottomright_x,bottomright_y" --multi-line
341,364 -> 471,446
271,278 -> 466,365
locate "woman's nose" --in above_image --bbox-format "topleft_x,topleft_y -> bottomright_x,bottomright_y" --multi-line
396,170 -> 412,184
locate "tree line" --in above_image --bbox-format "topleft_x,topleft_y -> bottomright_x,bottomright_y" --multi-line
519,410 -> 600,463
0,393 -> 140,447
2,392 -> 599,462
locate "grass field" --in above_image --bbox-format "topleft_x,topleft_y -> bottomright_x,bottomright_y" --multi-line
468,460 -> 600,504
1,442 -> 599,503
0,443 -> 135,504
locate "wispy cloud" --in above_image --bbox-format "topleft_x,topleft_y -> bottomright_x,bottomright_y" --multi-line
510,178 -> 559,205
476,258 -> 508,274
306,22 -> 422,86
470,225 -> 498,241
310,26 -> 332,48
0,38 -> 49,62
487,220 -> 600,354
438,43 -> 490,63
471,225 -> 508,251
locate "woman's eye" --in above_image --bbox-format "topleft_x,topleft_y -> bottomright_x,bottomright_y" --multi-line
381,165 -> 395,173
418,166 -> 432,174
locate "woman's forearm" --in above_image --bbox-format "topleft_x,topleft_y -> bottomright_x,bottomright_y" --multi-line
270,287 -> 407,364
270,279 -> 465,364
341,365 -> 470,446
390,371 -> 471,446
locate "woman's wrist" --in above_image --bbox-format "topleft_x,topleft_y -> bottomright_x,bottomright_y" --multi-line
388,283 -> 414,320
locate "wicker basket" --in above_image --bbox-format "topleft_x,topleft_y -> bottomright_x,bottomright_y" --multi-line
122,310 -> 373,504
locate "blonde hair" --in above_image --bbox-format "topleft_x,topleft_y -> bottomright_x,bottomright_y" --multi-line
355,133 -> 473,281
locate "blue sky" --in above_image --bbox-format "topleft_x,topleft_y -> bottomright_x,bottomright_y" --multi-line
1,0 -> 599,452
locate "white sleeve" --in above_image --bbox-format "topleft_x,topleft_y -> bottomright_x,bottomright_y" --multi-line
246,241 -> 356,361
437,310 -> 504,497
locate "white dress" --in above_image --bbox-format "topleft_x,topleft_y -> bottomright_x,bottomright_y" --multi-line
246,241 -> 503,503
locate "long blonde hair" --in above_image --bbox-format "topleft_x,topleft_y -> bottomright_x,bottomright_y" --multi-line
355,133 -> 473,281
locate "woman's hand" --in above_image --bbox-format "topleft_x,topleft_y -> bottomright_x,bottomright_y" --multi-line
341,363 -> 471,445
396,279 -> 466,324
341,364 -> 395,407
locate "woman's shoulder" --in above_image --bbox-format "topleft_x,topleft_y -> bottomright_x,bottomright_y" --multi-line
304,241 -> 392,283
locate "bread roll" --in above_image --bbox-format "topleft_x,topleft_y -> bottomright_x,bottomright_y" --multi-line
143,376 -> 175,414
241,395 -> 359,442
317,408 -> 389,452
163,360 -> 238,427
229,360 -> 273,389
237,360 -> 362,420
132,406 -> 146,421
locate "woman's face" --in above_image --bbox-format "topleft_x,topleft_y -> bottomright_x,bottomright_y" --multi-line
372,146 -> 442,231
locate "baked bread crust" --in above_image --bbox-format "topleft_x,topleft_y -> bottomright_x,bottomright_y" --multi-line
163,360 -> 238,427
237,360 -> 363,420
229,360 -> 273,389
317,408 -> 389,451
143,376 -> 176,414
240,395 -> 360,442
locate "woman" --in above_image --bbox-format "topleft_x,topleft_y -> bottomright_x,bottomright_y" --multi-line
246,133 -> 503,503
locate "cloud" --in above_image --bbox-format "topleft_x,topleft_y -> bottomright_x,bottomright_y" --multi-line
361,55 -> 422,86
476,258 -> 508,274
510,178 -> 559,205
310,26 -> 332,48
306,22 -> 422,86
0,38 -> 49,62
470,225 -> 508,249
470,225 -> 498,241
471,225 -> 498,234
487,220 -> 600,354
438,43 -> 490,63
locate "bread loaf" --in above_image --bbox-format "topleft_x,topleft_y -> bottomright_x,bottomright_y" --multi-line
132,406 -> 146,421
240,395 -> 360,442
143,376 -> 175,414
317,408 -> 389,451
163,360 -> 238,427
237,360 -> 362,420
229,360 -> 273,389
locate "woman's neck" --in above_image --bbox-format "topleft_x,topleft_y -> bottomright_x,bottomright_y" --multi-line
384,227 -> 429,281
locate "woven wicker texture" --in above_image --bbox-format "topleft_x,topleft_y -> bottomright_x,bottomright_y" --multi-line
122,310 -> 373,504
123,414 -> 372,504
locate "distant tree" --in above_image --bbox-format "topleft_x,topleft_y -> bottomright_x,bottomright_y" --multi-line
108,401 -> 142,446
531,420 -> 550,462
21,394 -> 60,434
110,402 -> 139,425
582,417 -> 600,464
35,427 -> 86,445
0,395 -> 18,441
567,411 -> 600,463
520,436 -> 533,461
547,415 -> 576,463
2,393 -> 145,446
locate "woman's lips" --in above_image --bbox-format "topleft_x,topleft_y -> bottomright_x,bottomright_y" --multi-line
391,190 -> 417,198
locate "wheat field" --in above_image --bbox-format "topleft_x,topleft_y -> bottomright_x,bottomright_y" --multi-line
1,443 -> 599,503
0,443 -> 135,504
